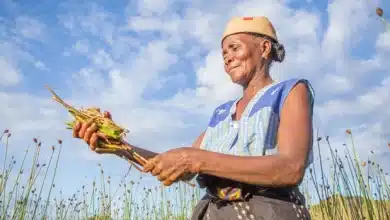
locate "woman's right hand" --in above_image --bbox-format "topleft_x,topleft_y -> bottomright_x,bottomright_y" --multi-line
72,110 -> 141,168
72,109 -> 112,152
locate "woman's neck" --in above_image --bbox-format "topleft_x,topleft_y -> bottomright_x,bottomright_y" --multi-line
242,72 -> 274,101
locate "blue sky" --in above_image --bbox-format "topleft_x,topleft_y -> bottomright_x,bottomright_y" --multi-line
1,0 -> 390,208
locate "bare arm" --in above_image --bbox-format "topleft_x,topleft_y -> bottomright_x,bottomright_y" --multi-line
192,82 -> 313,187
192,132 -> 205,149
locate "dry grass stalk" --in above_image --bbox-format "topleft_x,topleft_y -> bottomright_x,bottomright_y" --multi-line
45,86 -> 147,171
46,86 -> 196,187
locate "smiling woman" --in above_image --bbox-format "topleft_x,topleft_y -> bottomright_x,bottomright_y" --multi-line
72,16 -> 315,220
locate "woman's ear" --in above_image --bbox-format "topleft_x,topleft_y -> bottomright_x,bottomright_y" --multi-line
261,40 -> 272,59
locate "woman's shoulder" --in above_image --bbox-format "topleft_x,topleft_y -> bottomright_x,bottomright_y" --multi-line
277,78 -> 315,102
248,78 -> 314,117
275,78 -> 313,89
272,78 -> 314,100
275,77 -> 315,115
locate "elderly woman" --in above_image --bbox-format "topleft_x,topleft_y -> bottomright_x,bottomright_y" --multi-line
73,16 -> 314,220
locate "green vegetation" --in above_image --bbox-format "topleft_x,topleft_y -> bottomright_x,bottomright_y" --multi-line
305,130 -> 390,220
0,128 -> 389,219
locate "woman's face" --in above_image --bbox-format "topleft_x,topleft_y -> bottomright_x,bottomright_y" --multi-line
222,33 -> 270,86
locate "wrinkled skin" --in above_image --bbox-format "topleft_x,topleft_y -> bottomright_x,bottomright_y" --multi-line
142,147 -> 203,186
222,33 -> 273,89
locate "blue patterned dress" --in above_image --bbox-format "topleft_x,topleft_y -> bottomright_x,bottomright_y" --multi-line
191,78 -> 315,220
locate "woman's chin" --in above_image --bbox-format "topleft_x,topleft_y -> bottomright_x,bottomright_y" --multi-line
229,74 -> 244,85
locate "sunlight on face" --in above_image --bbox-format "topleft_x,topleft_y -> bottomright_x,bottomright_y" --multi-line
221,33 -> 264,86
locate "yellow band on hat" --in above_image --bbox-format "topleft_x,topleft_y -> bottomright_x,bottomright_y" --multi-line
222,16 -> 278,44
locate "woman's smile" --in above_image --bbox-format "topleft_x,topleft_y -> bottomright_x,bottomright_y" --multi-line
228,66 -> 238,73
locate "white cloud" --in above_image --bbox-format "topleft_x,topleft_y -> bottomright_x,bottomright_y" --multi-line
321,74 -> 354,94
376,29 -> 390,50
318,76 -> 390,118
194,50 -> 242,103
15,16 -> 46,41
150,0 -> 324,111
322,0 -> 371,61
0,57 -> 21,86
69,67 -> 105,95
0,15 -> 49,80
34,60 -> 48,71
0,92 -> 63,133
94,40 -> 178,106
127,16 -> 180,34
59,0 -> 390,149
1,0 -> 390,198
136,0 -> 172,16
58,3 -> 116,45
92,49 -> 115,70
182,9 -> 222,47
357,76 -> 390,111
73,40 -> 89,54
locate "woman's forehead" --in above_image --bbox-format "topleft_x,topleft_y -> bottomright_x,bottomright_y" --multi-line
222,33 -> 253,49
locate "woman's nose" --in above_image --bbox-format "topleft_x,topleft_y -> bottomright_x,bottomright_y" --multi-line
224,55 -> 233,66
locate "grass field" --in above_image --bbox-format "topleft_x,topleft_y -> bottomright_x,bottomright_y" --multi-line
0,128 -> 389,220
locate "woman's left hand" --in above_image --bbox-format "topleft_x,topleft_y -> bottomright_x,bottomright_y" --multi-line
143,147 -> 202,186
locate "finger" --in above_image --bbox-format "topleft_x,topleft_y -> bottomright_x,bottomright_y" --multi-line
103,111 -> 112,119
143,156 -> 159,173
73,122 -> 81,138
151,163 -> 163,176
163,166 -> 186,186
78,119 -> 94,138
89,133 -> 99,151
84,123 -> 98,144
157,166 -> 176,182
142,161 -> 154,173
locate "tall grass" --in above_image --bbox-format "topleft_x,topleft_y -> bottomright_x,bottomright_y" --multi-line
0,128 -> 389,219
306,129 -> 390,220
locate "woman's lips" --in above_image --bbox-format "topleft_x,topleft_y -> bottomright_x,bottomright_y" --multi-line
228,66 -> 238,74
229,66 -> 239,75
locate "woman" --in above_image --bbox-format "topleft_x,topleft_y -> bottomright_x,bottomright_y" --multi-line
73,16 -> 314,220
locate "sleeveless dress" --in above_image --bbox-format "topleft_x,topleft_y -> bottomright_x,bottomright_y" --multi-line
191,78 -> 315,220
